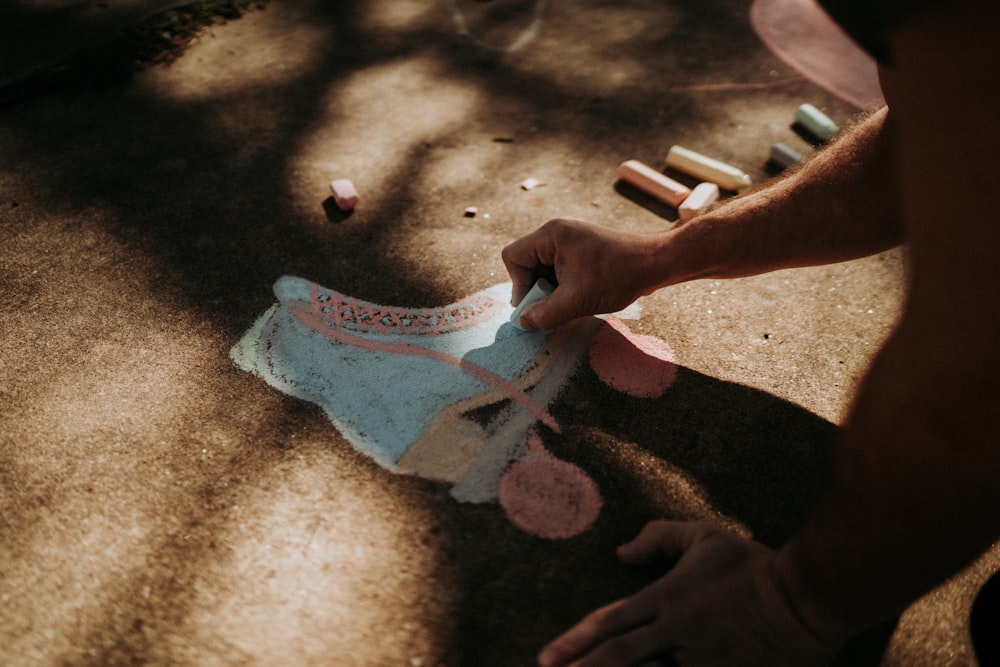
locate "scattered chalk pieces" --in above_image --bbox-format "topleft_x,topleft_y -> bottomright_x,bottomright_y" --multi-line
329,178 -> 359,211
617,159 -> 691,208
463,206 -> 478,217
520,177 -> 543,190
677,182 -> 720,222
795,103 -> 838,141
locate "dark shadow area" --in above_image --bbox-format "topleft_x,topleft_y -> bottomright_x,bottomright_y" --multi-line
440,361 -> 894,666
554,363 -> 836,547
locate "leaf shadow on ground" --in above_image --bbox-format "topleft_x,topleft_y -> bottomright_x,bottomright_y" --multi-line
0,0 -> 893,664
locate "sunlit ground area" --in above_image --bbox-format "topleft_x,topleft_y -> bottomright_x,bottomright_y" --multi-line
1,1 -> 996,665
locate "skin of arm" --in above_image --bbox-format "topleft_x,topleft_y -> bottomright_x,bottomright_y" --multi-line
507,1 -> 1000,664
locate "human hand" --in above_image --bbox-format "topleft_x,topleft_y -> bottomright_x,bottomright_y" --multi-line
501,218 -> 666,331
537,521 -> 839,667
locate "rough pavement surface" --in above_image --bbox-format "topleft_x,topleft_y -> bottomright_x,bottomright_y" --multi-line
2,1 -> 996,665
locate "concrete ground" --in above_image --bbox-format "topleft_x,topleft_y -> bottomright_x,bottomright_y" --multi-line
1,1 -> 996,665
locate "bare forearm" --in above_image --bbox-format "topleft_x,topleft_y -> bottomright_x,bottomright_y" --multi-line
648,106 -> 904,289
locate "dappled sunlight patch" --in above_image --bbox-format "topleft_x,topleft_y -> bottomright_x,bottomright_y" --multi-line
0,322 -> 236,661
168,461 -> 451,665
140,4 -> 330,102
358,0 -> 446,33
0,502 -> 157,662
289,55 -> 481,216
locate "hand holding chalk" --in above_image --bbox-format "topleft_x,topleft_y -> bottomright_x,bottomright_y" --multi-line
501,218 -> 661,331
510,278 -> 555,331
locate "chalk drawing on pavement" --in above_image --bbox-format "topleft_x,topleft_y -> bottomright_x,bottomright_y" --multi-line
231,276 -> 677,539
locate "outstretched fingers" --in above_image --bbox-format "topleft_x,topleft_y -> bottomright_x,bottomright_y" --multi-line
616,520 -> 705,567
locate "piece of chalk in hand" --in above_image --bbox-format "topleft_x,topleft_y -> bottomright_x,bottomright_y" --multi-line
617,159 -> 691,208
664,145 -> 752,191
677,182 -> 720,222
510,278 -> 555,331
330,178 -> 359,210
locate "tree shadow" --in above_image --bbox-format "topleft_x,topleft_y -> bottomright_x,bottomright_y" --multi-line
0,0 -> 877,664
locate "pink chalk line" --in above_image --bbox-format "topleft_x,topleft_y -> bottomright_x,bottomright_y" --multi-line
289,282 -> 561,433
668,77 -> 800,93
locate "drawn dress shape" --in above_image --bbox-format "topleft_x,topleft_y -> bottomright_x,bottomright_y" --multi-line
231,276 -> 607,538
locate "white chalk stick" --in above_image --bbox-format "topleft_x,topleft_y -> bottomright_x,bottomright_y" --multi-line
617,159 -> 691,208
330,178 -> 359,210
664,145 -> 752,191
677,182 -> 720,222
510,278 -> 555,331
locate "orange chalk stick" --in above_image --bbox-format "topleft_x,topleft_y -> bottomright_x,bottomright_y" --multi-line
617,159 -> 691,208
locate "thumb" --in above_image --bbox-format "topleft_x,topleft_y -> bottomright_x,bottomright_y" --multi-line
617,520 -> 704,566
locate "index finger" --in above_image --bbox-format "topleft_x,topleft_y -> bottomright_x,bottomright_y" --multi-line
617,520 -> 715,566
501,230 -> 556,306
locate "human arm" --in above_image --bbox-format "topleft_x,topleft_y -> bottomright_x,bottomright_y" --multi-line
502,105 -> 903,331
535,1 -> 1000,665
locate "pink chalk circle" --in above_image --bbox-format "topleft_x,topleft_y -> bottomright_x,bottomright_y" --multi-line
499,457 -> 603,540
588,318 -> 678,398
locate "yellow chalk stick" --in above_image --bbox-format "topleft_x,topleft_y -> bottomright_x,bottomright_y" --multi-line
664,145 -> 751,191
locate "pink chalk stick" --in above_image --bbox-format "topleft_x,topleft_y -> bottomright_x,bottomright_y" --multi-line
330,178 -> 359,210
617,159 -> 691,208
